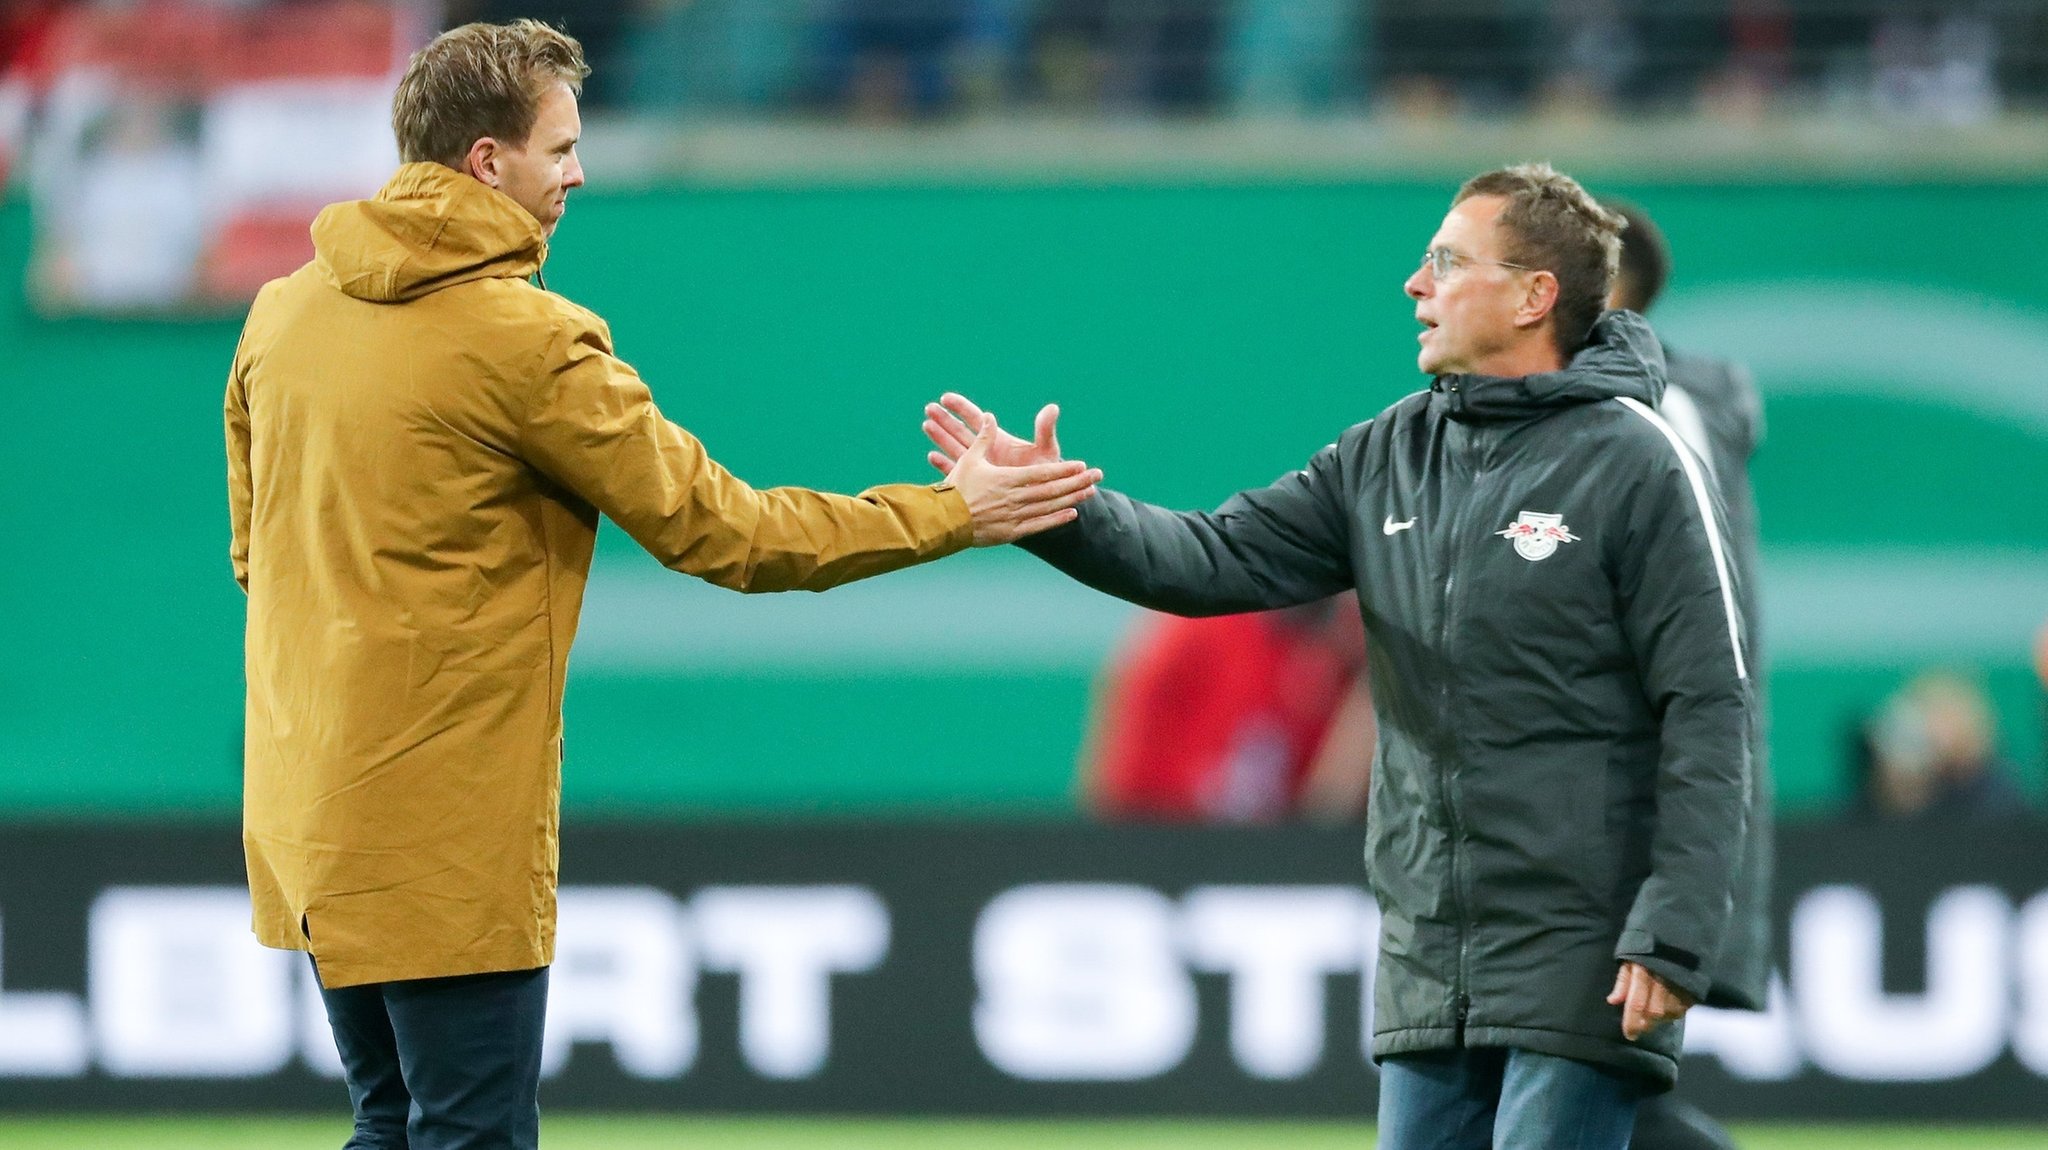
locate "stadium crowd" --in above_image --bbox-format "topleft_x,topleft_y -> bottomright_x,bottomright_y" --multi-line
2,0 -> 2041,126
455,0 -> 2032,121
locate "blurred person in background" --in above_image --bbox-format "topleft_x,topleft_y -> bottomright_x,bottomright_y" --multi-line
1028,0 -> 1222,115
925,163 -> 1752,1148
1695,0 -> 1792,123
1375,0 -> 1533,115
1029,0 -> 1110,110
1220,0 -> 1365,117
1125,0 -> 1223,114
18,1 -> 219,310
621,0 -> 811,114
1537,0 -> 1640,117
1860,670 -> 2027,821
39,90 -> 206,309
819,0 -> 970,120
953,0 -> 1036,113
1871,8 -> 1999,125
225,20 -> 1098,1148
0,0 -> 66,185
1633,0 -> 1728,114
1604,201 -> 1771,1150
1081,594 -> 1375,824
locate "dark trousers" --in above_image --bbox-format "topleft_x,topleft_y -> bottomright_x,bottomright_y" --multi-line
1378,1047 -> 1643,1150
1631,1091 -> 1739,1150
314,961 -> 549,1150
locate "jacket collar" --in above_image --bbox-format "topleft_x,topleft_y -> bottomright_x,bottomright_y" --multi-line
1430,310 -> 1667,423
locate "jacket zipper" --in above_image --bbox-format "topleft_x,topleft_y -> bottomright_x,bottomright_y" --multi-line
1436,428 -> 1476,1044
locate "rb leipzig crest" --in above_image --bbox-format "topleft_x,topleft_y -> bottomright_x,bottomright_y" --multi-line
1496,510 -> 1579,561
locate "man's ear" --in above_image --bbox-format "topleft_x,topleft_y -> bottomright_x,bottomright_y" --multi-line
464,137 -> 501,188
1516,270 -> 1560,330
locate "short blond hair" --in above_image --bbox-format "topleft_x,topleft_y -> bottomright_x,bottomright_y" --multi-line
392,20 -> 590,168
1454,163 -> 1625,356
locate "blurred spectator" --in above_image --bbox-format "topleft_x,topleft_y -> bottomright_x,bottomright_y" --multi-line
1081,594 -> 1372,823
1029,0 -> 1222,116
1220,0 -> 1365,117
623,0 -> 813,114
1029,0 -> 1108,110
955,0 -> 1034,114
1634,1 -> 1725,113
41,91 -> 206,308
1125,0 -> 1222,113
1537,0 -> 1640,117
1375,0 -> 1534,116
1860,670 -> 2027,821
1,0 -> 66,185
1697,0 -> 1792,122
1871,8 -> 1999,125
821,0 -> 972,120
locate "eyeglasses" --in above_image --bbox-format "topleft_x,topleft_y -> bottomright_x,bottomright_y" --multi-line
1421,247 -> 1537,280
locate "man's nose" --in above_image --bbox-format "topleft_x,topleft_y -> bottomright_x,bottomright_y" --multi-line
1405,266 -> 1431,300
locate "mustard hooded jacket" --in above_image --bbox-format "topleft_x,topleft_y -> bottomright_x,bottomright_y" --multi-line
225,163 -> 970,987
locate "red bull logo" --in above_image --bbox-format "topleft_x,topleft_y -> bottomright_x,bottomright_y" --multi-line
1497,511 -> 1579,561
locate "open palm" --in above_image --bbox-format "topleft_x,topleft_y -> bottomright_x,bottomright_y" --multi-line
923,392 -> 1063,475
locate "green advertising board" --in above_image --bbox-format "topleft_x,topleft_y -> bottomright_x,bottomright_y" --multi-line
2,180 -> 2042,817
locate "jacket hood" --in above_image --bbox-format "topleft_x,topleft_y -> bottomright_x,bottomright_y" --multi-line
1432,309 -> 1667,423
312,162 -> 546,303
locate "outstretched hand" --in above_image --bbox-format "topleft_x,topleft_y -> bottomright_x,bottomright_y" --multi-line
1607,961 -> 1695,1041
924,392 -> 1064,475
945,411 -> 1099,546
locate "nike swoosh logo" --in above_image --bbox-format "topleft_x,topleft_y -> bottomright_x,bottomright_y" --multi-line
1383,515 -> 1417,535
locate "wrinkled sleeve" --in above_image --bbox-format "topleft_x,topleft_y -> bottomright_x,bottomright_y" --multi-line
1613,445 -> 1753,1002
225,347 -> 253,593
1019,439 -> 1354,616
518,315 -> 971,592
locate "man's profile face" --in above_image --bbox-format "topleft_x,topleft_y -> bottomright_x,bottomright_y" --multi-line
477,81 -> 584,238
1404,195 -> 1531,377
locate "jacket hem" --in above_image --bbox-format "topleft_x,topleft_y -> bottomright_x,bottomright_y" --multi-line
1372,1025 -> 1460,1062
255,929 -> 551,990
1373,1024 -> 1678,1091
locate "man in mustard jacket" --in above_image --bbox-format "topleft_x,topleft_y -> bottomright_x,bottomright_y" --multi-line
224,20 -> 1097,1149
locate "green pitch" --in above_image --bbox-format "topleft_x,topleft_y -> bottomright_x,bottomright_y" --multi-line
0,1118 -> 2044,1149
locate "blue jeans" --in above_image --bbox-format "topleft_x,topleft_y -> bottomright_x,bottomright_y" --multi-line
1378,1047 -> 1642,1150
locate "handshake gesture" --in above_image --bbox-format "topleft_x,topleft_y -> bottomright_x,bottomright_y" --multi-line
928,392 -> 1093,546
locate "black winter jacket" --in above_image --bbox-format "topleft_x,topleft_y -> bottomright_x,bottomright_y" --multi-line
1025,311 -> 1752,1087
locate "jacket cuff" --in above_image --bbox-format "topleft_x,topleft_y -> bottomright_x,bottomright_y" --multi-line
1014,492 -> 1093,556
1615,928 -> 1713,1003
930,483 -> 974,551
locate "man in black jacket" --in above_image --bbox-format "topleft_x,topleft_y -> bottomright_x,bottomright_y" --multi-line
1607,200 -> 1771,1150
924,163 -> 1752,1149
